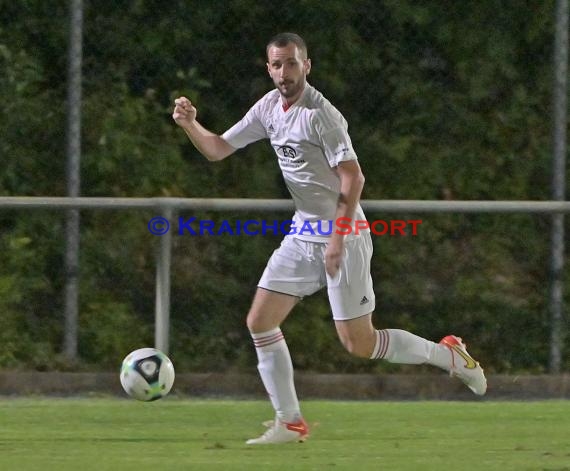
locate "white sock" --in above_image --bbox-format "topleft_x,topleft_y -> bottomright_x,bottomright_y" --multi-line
251,328 -> 301,423
370,329 -> 452,371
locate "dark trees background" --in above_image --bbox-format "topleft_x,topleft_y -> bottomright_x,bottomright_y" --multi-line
0,0 -> 566,373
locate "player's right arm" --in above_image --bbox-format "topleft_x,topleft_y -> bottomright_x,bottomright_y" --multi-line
172,97 -> 236,161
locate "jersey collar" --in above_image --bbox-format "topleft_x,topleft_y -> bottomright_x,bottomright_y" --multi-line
281,82 -> 310,112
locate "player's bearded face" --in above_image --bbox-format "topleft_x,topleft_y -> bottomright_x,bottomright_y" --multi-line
267,44 -> 311,100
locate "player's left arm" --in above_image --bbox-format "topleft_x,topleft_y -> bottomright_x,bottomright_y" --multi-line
325,159 -> 365,277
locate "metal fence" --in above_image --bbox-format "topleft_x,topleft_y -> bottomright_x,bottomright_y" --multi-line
1,196 -> 569,368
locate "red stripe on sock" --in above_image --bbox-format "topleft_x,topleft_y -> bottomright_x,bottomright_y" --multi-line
380,330 -> 390,358
254,336 -> 284,348
374,330 -> 384,359
253,332 -> 284,348
375,330 -> 390,359
253,331 -> 283,344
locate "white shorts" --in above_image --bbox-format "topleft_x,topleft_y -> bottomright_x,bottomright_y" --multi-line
258,233 -> 376,320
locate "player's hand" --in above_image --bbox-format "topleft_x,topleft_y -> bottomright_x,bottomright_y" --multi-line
325,238 -> 344,278
172,97 -> 197,128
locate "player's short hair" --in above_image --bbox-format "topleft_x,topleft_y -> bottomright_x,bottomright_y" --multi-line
266,33 -> 308,59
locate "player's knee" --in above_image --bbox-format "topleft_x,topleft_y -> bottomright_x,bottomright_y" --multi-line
246,309 -> 261,332
339,335 -> 372,358
246,308 -> 275,333
336,318 -> 376,358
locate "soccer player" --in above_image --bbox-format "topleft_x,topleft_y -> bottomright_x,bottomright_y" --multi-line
173,32 -> 487,445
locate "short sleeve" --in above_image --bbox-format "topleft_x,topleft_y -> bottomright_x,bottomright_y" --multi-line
314,110 -> 357,167
221,102 -> 267,149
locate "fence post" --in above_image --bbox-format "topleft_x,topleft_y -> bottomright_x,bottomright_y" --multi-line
549,0 -> 569,373
63,0 -> 83,362
155,206 -> 173,354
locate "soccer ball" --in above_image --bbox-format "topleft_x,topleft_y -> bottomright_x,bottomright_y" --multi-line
120,348 -> 175,401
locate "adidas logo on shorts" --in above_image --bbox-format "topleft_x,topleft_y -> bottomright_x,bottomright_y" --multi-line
360,296 -> 369,305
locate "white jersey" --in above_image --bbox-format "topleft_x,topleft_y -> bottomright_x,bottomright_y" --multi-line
221,83 -> 367,242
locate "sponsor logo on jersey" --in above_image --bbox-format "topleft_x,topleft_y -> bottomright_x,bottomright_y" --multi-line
277,145 -> 297,158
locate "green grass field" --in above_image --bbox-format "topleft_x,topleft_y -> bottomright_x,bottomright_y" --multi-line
0,398 -> 568,471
